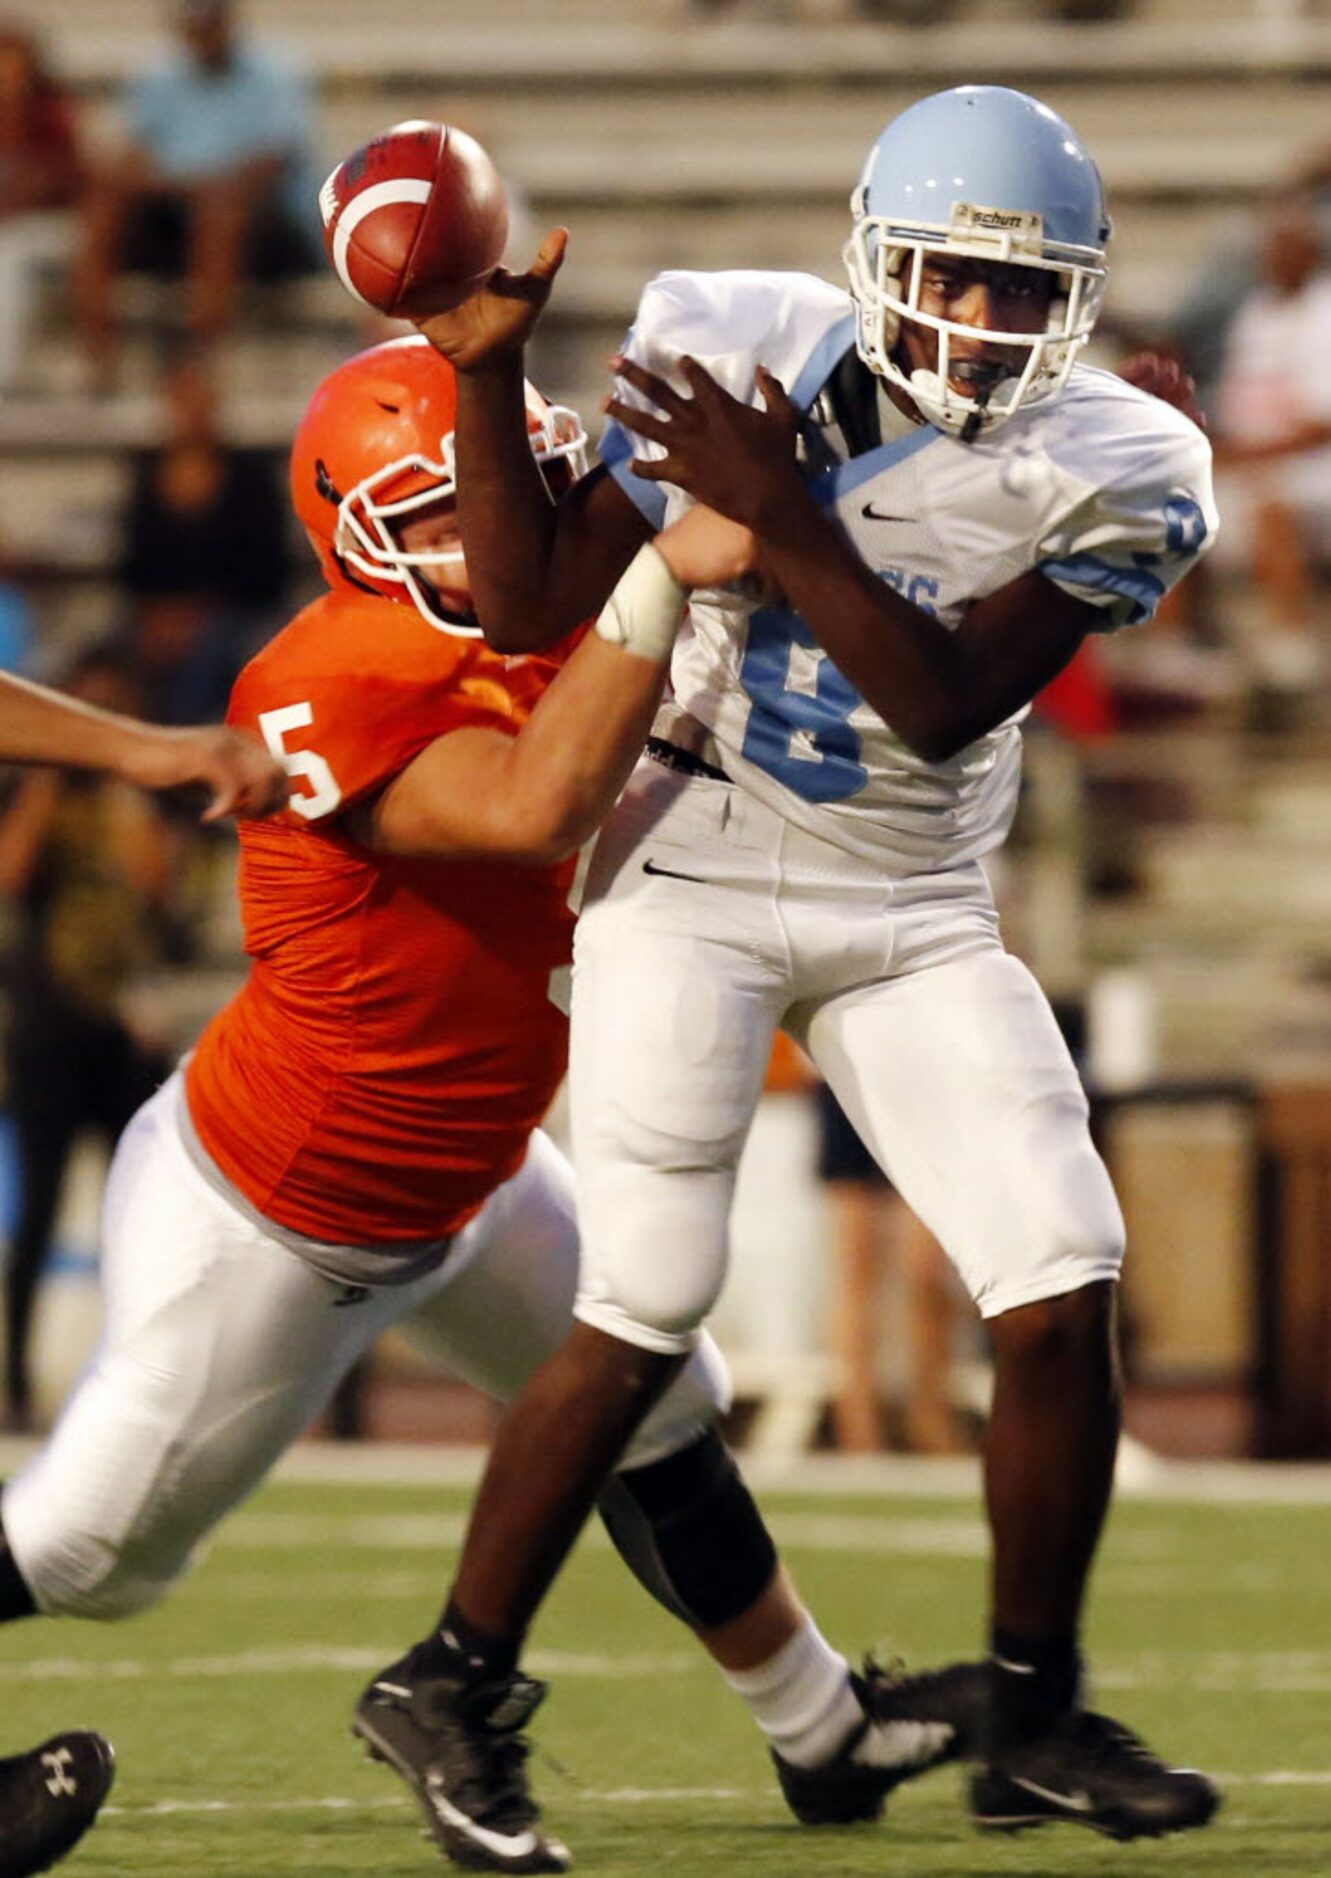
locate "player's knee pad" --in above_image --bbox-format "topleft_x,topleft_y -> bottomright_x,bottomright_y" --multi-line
977,1103 -> 1126,1315
577,1165 -> 732,1348
61,1566 -> 171,1622
1043,1130 -> 1126,1280
0,1511 -> 37,1621
5,1507 -> 181,1621
27,1534 -> 176,1621
598,1427 -> 777,1630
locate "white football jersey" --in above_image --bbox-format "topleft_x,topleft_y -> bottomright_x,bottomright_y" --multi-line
601,269 -> 1217,873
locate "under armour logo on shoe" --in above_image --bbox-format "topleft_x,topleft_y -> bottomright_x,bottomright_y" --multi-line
41,1748 -> 77,1798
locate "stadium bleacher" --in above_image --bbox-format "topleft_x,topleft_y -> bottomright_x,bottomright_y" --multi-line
6,0 -> 1331,1451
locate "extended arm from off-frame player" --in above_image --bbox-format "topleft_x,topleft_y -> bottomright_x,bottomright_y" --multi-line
0,671 -> 288,821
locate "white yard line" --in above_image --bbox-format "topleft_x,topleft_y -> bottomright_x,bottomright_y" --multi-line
210,1509 -> 993,1557
8,1642 -> 1331,1692
186,1443 -> 1331,1507
101,1788 -> 754,1819
96,1771 -> 1331,1820
1,1646 -> 697,1683
2,1439 -> 1329,1503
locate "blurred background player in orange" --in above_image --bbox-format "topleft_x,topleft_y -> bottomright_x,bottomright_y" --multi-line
0,338 -> 958,1878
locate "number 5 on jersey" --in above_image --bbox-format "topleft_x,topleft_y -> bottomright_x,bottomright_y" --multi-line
258,703 -> 343,820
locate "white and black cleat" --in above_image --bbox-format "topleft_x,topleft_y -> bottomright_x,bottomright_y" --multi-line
971,1709 -> 1221,1842
353,1649 -> 571,1873
0,1731 -> 116,1878
772,1655 -> 984,1826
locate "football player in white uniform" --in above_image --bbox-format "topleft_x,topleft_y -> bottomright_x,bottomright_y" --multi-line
0,678 -> 284,1878
385,85 -> 1221,1865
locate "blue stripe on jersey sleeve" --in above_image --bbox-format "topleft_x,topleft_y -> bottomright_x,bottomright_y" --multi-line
1039,552 -> 1166,623
789,315 -> 858,412
599,418 -> 669,531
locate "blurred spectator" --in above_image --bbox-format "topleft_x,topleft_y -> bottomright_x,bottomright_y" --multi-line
0,538 -> 35,675
812,1081 -> 969,1453
689,0 -> 1129,18
1212,196 -> 1331,690
0,25 -> 82,392
1044,0 -> 1135,16
72,0 -> 321,389
111,339 -> 291,723
1034,639 -> 1121,742
848,1 -> 963,17
1171,138 -> 1331,412
119,340 -> 289,613
0,649 -> 176,1432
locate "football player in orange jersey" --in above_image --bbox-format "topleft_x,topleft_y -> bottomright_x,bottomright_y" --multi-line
0,674 -> 285,1877
0,338 -> 954,1878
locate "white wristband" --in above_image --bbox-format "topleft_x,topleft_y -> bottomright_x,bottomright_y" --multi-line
593,542 -> 688,664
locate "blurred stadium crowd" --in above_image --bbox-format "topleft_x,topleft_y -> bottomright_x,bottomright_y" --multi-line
2,0 -> 1331,1457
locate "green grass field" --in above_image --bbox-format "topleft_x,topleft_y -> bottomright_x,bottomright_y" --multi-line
3,1459 -> 1329,1877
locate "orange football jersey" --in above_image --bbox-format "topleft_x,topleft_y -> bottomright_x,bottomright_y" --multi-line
186,591 -> 578,1246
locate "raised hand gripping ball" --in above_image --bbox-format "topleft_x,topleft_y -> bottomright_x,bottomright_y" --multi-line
319,120 -> 509,317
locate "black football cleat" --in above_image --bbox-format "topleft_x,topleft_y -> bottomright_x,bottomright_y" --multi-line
0,1731 -> 115,1878
773,1656 -> 987,1826
971,1708 -> 1221,1841
353,1648 -> 571,1873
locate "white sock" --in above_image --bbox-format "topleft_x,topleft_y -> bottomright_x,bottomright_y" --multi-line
722,1616 -> 863,1769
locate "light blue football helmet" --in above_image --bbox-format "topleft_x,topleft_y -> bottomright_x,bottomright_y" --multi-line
844,86 -> 1112,438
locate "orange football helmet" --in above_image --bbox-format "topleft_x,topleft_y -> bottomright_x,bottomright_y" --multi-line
290,335 -> 587,635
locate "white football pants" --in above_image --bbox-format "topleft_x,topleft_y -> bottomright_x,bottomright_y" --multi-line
570,760 -> 1125,1355
2,1073 -> 729,1619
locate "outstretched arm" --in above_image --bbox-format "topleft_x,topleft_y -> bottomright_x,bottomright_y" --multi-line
0,671 -> 288,821
362,507 -> 753,863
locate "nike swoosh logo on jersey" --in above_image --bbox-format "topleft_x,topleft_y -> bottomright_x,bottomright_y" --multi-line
1009,1775 -> 1096,1814
642,859 -> 708,884
860,502 -> 913,523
